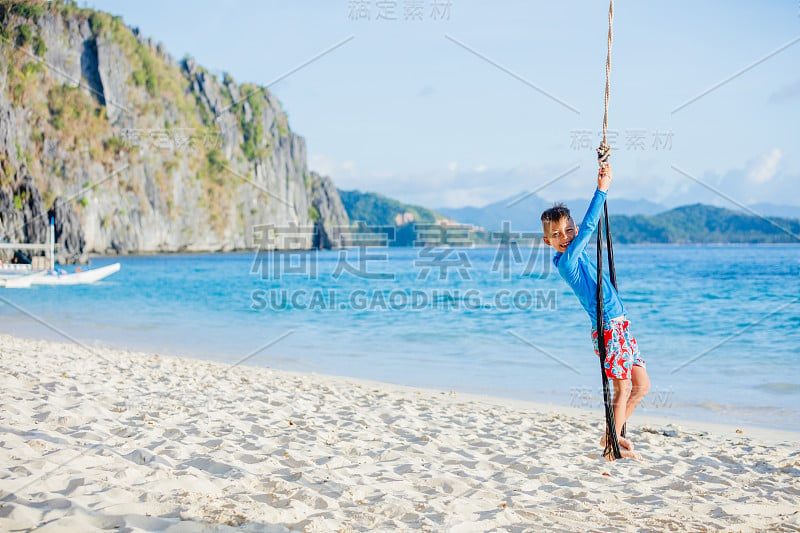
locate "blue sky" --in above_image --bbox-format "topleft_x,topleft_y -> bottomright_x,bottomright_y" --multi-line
87,0 -> 800,209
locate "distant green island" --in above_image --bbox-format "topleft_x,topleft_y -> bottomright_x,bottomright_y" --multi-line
339,190 -> 800,245
608,204 -> 800,244
338,190 -> 442,246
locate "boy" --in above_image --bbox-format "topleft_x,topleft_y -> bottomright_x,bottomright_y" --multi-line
540,164 -> 650,460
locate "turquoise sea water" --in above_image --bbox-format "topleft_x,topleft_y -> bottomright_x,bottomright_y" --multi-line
2,244 -> 799,431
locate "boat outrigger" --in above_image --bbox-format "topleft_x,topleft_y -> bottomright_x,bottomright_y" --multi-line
0,220 -> 120,288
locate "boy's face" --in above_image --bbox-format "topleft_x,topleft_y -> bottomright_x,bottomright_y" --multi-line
542,216 -> 577,253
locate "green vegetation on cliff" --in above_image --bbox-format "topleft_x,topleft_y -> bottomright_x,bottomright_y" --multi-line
0,0 -> 341,255
339,189 -> 440,227
338,189 -> 455,246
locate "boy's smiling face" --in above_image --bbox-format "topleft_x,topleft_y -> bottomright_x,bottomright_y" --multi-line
542,216 -> 578,253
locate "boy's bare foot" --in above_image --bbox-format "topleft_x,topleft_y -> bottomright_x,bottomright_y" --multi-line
600,435 -> 634,451
603,447 -> 643,462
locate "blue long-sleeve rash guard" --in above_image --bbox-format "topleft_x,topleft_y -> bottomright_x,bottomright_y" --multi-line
552,188 -> 626,325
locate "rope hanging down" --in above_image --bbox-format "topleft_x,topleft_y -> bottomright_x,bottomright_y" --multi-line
595,0 -> 625,462
597,0 -> 613,165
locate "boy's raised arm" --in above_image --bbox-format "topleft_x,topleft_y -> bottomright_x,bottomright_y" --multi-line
561,166 -> 611,267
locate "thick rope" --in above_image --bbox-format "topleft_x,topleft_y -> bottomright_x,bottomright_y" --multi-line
604,206 -> 623,445
596,216 -> 620,462
596,0 -> 623,462
597,0 -> 613,166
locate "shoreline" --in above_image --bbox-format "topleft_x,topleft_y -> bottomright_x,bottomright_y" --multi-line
1,333 -> 799,531
69,240 -> 800,264
3,326 -> 799,437
3,326 -> 798,437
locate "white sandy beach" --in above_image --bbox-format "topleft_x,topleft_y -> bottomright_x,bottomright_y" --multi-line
1,334 -> 798,532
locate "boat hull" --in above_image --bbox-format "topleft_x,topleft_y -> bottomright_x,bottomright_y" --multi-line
30,263 -> 121,286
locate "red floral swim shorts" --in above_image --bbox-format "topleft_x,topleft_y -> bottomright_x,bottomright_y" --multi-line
592,318 -> 645,380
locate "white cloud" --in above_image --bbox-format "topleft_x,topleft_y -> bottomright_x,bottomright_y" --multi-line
309,154 -> 356,182
309,153 -> 800,210
747,148 -> 782,185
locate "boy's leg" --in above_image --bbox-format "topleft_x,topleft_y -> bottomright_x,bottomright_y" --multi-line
601,378 -> 640,459
611,378 -> 632,446
595,319 -> 647,457
611,367 -> 650,437
609,373 -> 648,460
603,366 -> 650,450
625,365 -> 651,422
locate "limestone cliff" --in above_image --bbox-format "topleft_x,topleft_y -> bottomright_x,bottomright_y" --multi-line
0,1 -> 348,263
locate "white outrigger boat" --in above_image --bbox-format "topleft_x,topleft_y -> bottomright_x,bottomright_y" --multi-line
0,221 -> 120,288
23,262 -> 121,286
0,267 -> 46,288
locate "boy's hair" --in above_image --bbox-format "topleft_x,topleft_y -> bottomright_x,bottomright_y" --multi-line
540,203 -> 571,227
